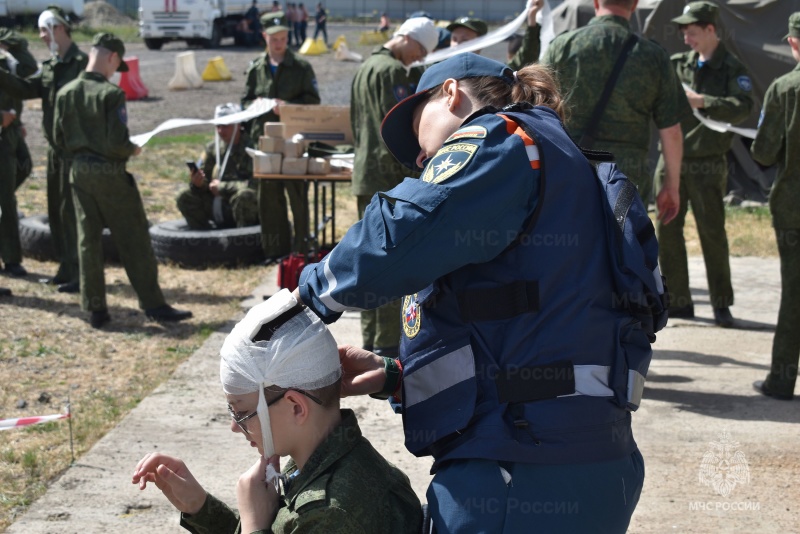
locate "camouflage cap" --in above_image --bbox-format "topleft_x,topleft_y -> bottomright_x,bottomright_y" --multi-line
92,33 -> 129,72
784,12 -> 800,40
0,28 -> 28,52
260,11 -> 290,34
446,17 -> 488,37
40,4 -> 71,28
671,1 -> 718,26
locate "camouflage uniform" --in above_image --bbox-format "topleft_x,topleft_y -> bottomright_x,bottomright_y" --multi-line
177,132 -> 259,229
656,42 -> 753,311
507,24 -> 540,71
0,41 -> 87,284
351,46 -> 423,354
751,54 -> 800,398
0,30 -> 37,268
241,48 -> 320,258
54,71 -> 167,313
542,14 -> 690,203
179,410 -> 422,534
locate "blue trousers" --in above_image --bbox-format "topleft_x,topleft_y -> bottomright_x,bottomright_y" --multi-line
427,450 -> 644,533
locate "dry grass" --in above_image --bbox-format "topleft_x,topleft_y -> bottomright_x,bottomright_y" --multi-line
674,205 -> 777,258
0,131 -> 777,531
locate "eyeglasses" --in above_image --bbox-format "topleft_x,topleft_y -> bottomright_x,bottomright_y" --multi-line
227,404 -> 259,434
227,388 -> 323,434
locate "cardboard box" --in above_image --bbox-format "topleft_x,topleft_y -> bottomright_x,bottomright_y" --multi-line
307,157 -> 331,175
263,122 -> 285,138
282,156 -> 309,175
280,105 -> 353,145
259,136 -> 285,154
253,153 -> 282,174
283,140 -> 305,158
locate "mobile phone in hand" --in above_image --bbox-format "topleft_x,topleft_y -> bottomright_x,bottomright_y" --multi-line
186,160 -> 199,173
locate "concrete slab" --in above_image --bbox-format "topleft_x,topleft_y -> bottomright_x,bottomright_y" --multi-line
7,257 -> 798,533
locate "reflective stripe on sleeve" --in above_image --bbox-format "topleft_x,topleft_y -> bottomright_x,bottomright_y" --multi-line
404,345 -> 475,408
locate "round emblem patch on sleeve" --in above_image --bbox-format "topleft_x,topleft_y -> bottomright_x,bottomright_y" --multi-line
402,294 -> 421,339
737,75 -> 752,92
421,143 -> 478,184
117,105 -> 128,125
393,84 -> 409,102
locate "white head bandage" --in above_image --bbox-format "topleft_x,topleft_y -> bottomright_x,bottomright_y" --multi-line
38,10 -> 60,57
220,289 -> 340,462
38,10 -> 58,29
395,17 -> 439,56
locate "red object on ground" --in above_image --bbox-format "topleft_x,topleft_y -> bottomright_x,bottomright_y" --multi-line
119,56 -> 149,100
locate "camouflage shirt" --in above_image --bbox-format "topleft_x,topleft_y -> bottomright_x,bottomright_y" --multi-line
751,63 -> 800,228
241,49 -> 320,140
179,409 -> 422,534
543,15 -> 690,185
350,47 -> 422,196
0,41 -> 87,148
507,24 -> 541,71
53,71 -> 138,162
671,42 -> 754,159
201,131 -> 255,185
0,29 -> 38,149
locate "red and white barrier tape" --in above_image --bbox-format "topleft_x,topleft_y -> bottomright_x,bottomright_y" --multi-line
0,412 -> 70,431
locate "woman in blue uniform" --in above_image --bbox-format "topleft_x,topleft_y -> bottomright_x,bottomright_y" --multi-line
296,54 -> 646,533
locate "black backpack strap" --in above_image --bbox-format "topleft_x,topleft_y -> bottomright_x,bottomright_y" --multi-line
578,34 -> 639,149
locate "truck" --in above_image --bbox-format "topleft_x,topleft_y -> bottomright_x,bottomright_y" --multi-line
0,0 -> 83,23
138,0 -> 254,50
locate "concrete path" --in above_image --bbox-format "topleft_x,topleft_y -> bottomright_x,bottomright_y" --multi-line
7,257 -> 798,533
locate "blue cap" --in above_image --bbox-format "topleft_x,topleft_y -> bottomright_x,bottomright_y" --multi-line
381,53 -> 514,171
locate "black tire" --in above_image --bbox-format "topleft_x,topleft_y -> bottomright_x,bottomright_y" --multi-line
18,214 -> 121,264
149,219 -> 264,269
144,38 -> 164,50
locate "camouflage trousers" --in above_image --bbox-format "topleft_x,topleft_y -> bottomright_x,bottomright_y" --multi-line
357,195 -> 401,352
0,136 -> 21,264
70,156 -> 165,312
656,154 -> 733,309
176,181 -> 258,230
258,179 -> 309,258
48,147 -> 79,283
766,227 -> 800,397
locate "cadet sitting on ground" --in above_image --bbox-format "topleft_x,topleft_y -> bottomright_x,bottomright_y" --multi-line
133,289 -> 422,533
176,103 -> 259,230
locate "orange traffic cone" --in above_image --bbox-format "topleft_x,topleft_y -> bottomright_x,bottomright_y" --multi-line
119,56 -> 149,100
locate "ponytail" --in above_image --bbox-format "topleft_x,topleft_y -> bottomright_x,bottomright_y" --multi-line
456,63 -> 567,121
511,64 -> 566,121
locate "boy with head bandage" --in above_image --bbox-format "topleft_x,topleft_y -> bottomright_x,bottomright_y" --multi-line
133,289 -> 422,533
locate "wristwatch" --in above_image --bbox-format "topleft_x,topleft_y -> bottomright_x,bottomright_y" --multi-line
369,357 -> 401,400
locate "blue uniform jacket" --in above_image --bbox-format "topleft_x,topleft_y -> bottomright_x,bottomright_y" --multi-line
300,106 -> 641,468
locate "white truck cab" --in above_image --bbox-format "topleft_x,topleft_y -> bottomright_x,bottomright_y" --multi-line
138,0 -> 252,50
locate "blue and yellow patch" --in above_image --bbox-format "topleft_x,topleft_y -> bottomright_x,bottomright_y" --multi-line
402,294 -> 421,339
393,84 -> 410,102
737,75 -> 752,92
444,125 -> 487,143
421,143 -> 478,184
